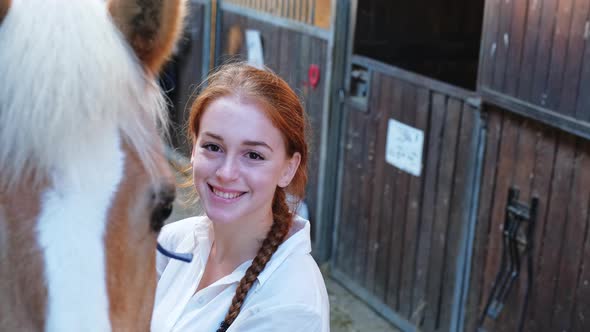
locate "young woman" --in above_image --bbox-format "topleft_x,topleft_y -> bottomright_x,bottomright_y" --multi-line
151,63 -> 330,332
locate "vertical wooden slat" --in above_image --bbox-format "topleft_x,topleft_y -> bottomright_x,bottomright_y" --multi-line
373,77 -> 402,302
464,110 -> 503,332
479,0 -> 502,89
500,119 -> 538,332
438,103 -> 476,332
527,133 -> 576,331
545,0 -> 575,110
413,92 -> 445,328
530,0 -> 559,107
384,81 -> 414,311
364,73 -> 386,294
559,0 -> 590,116
551,139 -> 590,331
491,0 -> 515,92
424,97 -> 461,331
352,86 -> 379,286
572,208 -> 590,332
479,114 -> 519,331
334,104 -> 356,272
398,85 -> 423,318
517,0 -> 544,100
502,0 -> 528,96
522,124 -> 558,332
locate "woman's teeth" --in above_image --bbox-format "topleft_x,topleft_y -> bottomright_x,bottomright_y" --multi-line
212,187 -> 242,199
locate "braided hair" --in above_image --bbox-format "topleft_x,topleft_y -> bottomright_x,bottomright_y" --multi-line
188,63 -> 309,331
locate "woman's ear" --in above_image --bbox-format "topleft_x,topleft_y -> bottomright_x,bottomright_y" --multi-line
279,152 -> 301,188
108,0 -> 186,75
0,0 -> 10,25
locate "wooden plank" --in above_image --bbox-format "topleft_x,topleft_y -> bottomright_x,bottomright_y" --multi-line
478,0 -> 502,89
374,78 -> 403,303
530,0 -> 559,108
412,92 -> 445,328
572,203 -> 590,331
500,119 -> 538,332
502,0 -> 528,96
351,84 -> 379,286
575,7 -> 590,121
333,103 -> 360,273
385,80 -> 415,312
313,0 -> 330,29
479,113 -> 519,331
558,0 -> 590,117
527,132 -> 576,331
517,0 -> 548,100
364,73 -> 387,294
551,139 -> 590,331
438,102 -> 477,332
463,110 -> 503,332
424,97 -> 462,331
398,84 -> 423,318
491,0 -> 515,92
545,0 -> 575,111
521,123 -> 558,332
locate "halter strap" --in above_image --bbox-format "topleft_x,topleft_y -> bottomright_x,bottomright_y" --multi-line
156,243 -> 193,263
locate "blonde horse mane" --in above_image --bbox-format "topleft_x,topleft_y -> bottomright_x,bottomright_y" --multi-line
0,0 -> 171,189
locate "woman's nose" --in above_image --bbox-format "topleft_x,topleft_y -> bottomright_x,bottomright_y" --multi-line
215,156 -> 239,181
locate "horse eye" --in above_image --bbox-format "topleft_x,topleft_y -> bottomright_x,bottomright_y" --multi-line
150,202 -> 173,233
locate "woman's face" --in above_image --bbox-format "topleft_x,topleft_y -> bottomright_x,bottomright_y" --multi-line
192,96 -> 300,225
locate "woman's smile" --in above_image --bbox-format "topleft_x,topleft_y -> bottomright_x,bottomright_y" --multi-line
208,184 -> 247,201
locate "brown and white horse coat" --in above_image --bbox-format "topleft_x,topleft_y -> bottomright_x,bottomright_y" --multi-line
0,0 -> 185,330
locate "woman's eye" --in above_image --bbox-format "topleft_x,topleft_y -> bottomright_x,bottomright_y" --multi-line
203,144 -> 221,152
247,152 -> 264,160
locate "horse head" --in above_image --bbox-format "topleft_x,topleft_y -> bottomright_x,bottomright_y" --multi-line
0,0 -> 185,330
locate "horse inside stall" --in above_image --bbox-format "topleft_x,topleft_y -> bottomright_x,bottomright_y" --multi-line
0,0 -> 186,330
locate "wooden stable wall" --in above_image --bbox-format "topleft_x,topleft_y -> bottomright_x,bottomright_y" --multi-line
166,0 -> 210,154
332,57 -> 482,331
478,0 -> 590,137
465,106 -> 590,332
215,1 -> 330,230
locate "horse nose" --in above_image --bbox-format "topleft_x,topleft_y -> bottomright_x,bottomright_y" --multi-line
150,183 -> 176,233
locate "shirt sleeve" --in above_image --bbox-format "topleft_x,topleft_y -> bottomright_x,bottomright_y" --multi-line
228,304 -> 327,332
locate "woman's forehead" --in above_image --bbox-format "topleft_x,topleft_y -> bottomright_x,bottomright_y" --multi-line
199,96 -> 285,147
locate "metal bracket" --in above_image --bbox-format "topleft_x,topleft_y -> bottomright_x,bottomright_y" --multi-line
478,187 -> 539,331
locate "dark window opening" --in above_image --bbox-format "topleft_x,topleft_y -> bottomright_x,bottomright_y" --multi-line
354,0 -> 485,90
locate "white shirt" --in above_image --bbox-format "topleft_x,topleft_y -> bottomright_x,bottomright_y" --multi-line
151,216 -> 330,332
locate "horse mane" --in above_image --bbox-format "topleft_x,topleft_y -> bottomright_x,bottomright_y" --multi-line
0,0 -> 169,189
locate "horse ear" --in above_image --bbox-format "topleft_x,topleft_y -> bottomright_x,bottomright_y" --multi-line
109,0 -> 186,75
0,0 -> 10,25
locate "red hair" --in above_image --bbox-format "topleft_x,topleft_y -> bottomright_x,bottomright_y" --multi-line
188,63 -> 309,331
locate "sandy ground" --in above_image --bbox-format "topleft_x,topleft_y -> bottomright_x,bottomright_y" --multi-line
166,153 -> 399,332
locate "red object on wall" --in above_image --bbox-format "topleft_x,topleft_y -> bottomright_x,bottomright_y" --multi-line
308,64 -> 320,88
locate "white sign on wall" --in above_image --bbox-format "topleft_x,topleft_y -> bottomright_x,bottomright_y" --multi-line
385,118 -> 424,177
245,29 -> 264,69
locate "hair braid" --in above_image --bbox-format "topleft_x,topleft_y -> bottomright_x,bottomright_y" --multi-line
216,188 -> 292,332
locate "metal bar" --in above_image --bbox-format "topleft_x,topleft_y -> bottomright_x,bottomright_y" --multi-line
220,1 -> 331,40
480,87 -> 590,141
313,0 -> 337,262
452,111 -> 487,332
352,54 -> 478,102
331,268 -> 418,332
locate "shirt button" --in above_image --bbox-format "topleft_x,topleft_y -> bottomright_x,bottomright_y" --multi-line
198,298 -> 204,304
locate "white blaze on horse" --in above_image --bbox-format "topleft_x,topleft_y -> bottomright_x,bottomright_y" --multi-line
0,0 -> 186,330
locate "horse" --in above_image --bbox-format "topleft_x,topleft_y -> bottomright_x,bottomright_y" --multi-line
0,0 -> 187,330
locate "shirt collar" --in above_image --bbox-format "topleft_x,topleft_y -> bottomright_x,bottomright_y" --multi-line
191,216 -> 312,288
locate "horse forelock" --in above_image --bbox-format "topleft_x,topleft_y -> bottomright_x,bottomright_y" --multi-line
0,0 -> 169,190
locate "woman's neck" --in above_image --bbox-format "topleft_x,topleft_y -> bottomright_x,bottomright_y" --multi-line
208,212 -> 273,266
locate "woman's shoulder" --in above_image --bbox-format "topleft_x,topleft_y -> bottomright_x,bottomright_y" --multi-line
158,215 -> 209,250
